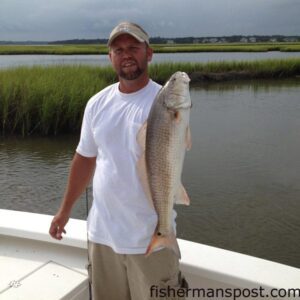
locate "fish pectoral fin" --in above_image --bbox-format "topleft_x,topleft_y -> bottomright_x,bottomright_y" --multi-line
137,152 -> 154,209
174,184 -> 190,206
137,120 -> 147,151
146,231 -> 181,259
186,126 -> 192,150
173,110 -> 181,124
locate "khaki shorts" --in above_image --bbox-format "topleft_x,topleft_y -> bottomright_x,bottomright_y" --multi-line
87,241 -> 188,300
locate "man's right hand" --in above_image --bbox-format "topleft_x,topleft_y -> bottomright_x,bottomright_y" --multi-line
48,153 -> 96,240
49,211 -> 69,240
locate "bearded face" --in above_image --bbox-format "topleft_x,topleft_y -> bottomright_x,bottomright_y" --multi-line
109,34 -> 153,82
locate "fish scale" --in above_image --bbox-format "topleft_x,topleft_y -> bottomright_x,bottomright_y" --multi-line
138,71 -> 192,257
147,125 -> 180,235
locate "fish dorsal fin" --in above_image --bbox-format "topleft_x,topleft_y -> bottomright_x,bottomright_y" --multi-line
174,184 -> 190,206
186,126 -> 192,150
136,121 -> 154,209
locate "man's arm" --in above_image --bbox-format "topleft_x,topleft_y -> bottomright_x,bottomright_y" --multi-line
49,152 -> 96,240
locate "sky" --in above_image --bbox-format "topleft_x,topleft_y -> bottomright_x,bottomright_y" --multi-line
0,0 -> 300,41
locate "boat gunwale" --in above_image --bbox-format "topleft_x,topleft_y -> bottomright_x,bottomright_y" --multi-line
1,209 -> 300,291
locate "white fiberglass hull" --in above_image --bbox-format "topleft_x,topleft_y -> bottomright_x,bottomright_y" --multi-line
1,209 -> 299,299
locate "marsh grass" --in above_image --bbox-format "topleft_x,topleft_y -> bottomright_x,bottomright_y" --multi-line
0,65 -> 116,135
149,58 -> 300,83
1,42 -> 300,55
0,44 -> 108,55
1,58 -> 299,136
153,42 -> 300,53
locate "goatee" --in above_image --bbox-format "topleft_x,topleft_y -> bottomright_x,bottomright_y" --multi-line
119,67 -> 144,80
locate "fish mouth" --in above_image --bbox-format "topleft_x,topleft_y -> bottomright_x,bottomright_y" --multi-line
181,72 -> 191,83
169,71 -> 191,84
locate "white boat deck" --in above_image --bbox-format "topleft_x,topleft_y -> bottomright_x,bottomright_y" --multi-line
0,210 -> 89,299
1,209 -> 300,299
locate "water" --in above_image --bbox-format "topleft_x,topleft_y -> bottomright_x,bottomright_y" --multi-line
179,80 -> 300,268
1,79 -> 300,268
1,52 -> 300,69
0,136 -> 84,215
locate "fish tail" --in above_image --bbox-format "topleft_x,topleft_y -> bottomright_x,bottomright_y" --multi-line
146,231 -> 181,259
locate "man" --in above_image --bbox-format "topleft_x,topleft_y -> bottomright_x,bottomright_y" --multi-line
49,21 -> 187,300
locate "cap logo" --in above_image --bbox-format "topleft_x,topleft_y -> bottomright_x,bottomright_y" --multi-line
118,25 -> 130,32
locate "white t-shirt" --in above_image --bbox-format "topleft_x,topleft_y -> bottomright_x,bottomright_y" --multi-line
76,80 -> 176,254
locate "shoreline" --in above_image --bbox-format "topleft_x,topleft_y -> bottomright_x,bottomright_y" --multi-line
188,71 -> 300,83
0,42 -> 300,55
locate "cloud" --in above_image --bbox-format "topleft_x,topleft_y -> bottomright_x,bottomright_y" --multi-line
0,0 -> 299,41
